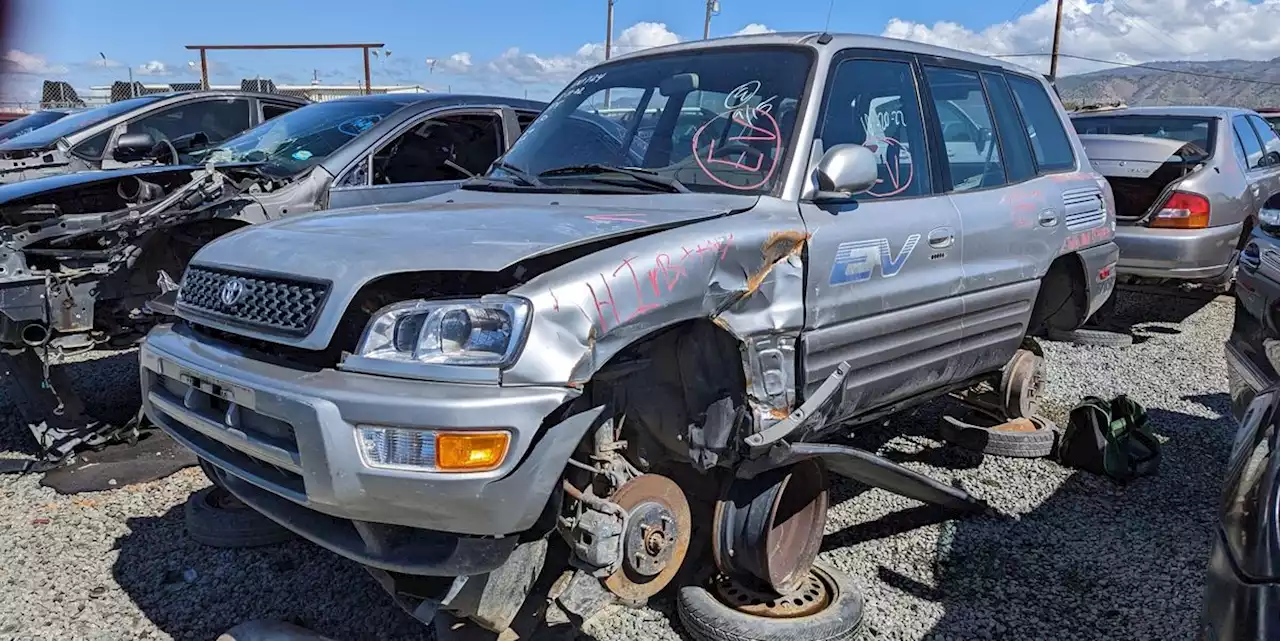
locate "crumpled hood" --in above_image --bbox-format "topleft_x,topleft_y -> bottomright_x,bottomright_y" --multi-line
188,189 -> 758,349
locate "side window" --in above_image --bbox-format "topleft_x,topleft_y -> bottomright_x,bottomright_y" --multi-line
516,112 -> 538,133
981,72 -> 1036,183
1234,116 -> 1265,169
261,102 -> 297,122
1005,75 -> 1075,172
1248,114 -> 1280,161
371,113 -> 504,185
125,98 -> 251,158
1234,129 -> 1249,167
923,66 -> 1005,191
819,57 -> 930,199
72,129 -> 112,159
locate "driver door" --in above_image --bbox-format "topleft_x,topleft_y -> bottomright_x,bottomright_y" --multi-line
327,106 -> 520,209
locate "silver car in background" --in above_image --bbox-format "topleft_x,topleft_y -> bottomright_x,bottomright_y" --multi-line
1071,106 -> 1280,290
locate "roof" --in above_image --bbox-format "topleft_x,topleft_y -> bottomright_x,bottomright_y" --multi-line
328,92 -> 547,111
609,31 -> 1042,77
149,89 -> 311,104
1070,105 -> 1255,118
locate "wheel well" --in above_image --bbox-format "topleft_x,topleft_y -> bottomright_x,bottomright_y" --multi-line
1029,254 -> 1088,334
1239,215 -> 1256,251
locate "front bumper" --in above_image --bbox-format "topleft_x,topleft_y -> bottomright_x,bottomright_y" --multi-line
1113,222 -> 1242,280
141,323 -> 597,573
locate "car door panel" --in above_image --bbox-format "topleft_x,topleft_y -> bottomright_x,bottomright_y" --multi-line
798,50 -> 967,421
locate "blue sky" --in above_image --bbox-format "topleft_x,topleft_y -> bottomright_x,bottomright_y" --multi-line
4,0 -> 1280,103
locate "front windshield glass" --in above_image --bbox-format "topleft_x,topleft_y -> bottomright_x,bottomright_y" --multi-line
496,47 -> 813,195
0,111 -> 69,142
0,95 -> 164,148
1072,115 -> 1216,157
195,99 -> 409,176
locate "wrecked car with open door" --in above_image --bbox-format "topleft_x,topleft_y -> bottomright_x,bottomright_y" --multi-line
0,91 -> 308,184
0,93 -> 546,464
143,32 -> 1116,640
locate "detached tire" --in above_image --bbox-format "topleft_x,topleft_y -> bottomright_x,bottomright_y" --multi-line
940,415 -> 1057,458
677,561 -> 863,641
1046,327 -> 1134,347
184,486 -> 296,548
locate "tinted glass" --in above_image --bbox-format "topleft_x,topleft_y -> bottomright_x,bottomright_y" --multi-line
0,111 -> 68,142
981,72 -> 1036,182
0,95 -> 165,148
1071,115 -> 1215,156
819,57 -> 929,199
126,98 -> 251,151
1248,114 -> 1280,159
925,67 -> 1005,191
195,99 -> 409,177
262,103 -> 296,122
73,130 -> 111,159
1234,116 -> 1265,169
500,47 -> 812,195
1006,75 -> 1075,172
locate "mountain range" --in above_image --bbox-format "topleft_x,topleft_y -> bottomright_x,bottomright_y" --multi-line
1055,58 -> 1280,110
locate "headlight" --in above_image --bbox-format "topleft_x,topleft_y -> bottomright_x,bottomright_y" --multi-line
355,295 -> 531,367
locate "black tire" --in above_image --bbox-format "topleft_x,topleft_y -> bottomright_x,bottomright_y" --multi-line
677,561 -> 864,641
939,415 -> 1057,458
184,486 -> 296,548
1046,327 -> 1134,347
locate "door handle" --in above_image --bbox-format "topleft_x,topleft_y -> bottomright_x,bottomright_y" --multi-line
1038,209 -> 1059,227
928,227 -> 954,249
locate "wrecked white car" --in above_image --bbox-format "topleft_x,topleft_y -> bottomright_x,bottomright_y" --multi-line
144,33 -> 1118,640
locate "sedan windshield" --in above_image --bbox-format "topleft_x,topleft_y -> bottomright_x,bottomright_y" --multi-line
1072,115 -> 1215,156
0,95 -> 165,149
194,99 -> 409,177
494,47 -> 812,195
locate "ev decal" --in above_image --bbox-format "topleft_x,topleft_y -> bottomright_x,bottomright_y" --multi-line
828,234 -> 920,285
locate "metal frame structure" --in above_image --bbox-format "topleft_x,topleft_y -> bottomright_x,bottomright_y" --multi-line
184,43 -> 386,94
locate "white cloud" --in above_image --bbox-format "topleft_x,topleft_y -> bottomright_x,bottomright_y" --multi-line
488,21 -> 681,84
882,0 -> 1280,76
735,23 -> 775,35
136,60 -> 170,76
431,52 -> 473,74
2,50 -> 68,75
89,56 -> 123,69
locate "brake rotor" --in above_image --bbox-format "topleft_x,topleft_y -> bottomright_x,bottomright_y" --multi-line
710,567 -> 832,618
1001,350 -> 1045,420
602,473 -> 691,602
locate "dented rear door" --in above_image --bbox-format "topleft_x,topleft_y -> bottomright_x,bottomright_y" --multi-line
798,49 -> 966,422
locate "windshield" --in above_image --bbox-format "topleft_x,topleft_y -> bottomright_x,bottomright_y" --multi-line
194,99 -> 409,176
495,47 -> 812,195
1072,115 -> 1215,156
0,95 -> 165,149
0,111 -> 69,142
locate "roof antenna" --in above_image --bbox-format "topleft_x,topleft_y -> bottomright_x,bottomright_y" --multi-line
823,0 -> 835,31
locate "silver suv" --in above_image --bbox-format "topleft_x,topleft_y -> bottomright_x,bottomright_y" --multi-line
142,33 -> 1118,637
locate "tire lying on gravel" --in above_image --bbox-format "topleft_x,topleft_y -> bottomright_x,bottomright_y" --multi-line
939,415 -> 1058,458
184,486 -> 297,548
1046,327 -> 1134,347
677,561 -> 863,641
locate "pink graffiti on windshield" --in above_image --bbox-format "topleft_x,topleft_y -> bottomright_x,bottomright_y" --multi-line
691,107 -> 782,191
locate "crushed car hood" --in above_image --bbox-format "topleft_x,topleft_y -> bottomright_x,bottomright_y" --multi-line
0,164 -> 202,205
187,190 -> 759,349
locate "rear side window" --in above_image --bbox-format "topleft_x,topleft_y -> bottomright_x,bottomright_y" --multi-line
923,66 -> 1006,191
1006,75 -> 1075,172
981,72 -> 1036,183
1247,114 -> 1280,160
1234,116 -> 1265,169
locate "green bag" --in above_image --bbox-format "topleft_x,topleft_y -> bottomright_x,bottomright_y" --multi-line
1058,395 -> 1161,482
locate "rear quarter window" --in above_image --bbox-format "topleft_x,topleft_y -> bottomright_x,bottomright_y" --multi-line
1005,74 -> 1075,173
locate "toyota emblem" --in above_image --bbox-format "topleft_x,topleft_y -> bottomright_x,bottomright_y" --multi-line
220,278 -> 246,306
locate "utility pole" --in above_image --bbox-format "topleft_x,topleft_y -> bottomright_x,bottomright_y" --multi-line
704,0 -> 719,39
1049,0 -> 1065,81
605,0 -> 615,60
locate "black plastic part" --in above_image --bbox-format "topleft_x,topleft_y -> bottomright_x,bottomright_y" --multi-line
218,471 -> 519,577
816,32 -> 834,44
184,485 -> 296,548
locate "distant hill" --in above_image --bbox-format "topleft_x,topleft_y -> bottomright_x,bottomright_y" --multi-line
1056,58 -> 1280,110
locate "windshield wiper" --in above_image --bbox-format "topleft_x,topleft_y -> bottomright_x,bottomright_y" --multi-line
538,164 -> 689,193
489,160 -> 543,187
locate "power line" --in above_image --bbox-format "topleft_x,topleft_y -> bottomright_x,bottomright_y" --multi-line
995,52 -> 1280,88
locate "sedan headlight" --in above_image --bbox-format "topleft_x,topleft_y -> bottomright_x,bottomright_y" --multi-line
355,295 -> 531,367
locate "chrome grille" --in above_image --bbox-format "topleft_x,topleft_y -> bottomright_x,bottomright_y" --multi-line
1063,187 -> 1106,231
177,266 -> 329,336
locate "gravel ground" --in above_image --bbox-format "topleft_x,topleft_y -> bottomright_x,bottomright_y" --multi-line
0,289 -> 1235,641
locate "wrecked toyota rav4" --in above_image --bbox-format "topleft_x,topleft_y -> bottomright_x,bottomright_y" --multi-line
0,93 -> 546,463
0,91 -> 308,184
144,33 -> 1118,639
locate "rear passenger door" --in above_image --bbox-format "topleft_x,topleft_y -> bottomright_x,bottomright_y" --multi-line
799,50 -> 966,420
328,107 -> 518,209
1238,114 -> 1280,221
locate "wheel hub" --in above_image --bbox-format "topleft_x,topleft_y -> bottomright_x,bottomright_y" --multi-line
710,569 -> 831,618
602,474 -> 692,601
623,501 -> 678,577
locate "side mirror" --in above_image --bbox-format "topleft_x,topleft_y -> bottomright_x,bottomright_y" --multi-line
813,144 -> 878,202
113,132 -> 156,161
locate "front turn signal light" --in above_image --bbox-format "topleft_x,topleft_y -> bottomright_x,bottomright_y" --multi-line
436,431 -> 510,472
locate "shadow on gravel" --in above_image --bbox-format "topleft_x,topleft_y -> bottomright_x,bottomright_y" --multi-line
112,505 -> 429,641
911,395 -> 1233,639
0,350 -> 141,456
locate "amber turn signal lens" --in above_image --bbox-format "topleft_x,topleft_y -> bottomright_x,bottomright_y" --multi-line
1150,192 -> 1211,229
435,431 -> 510,471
